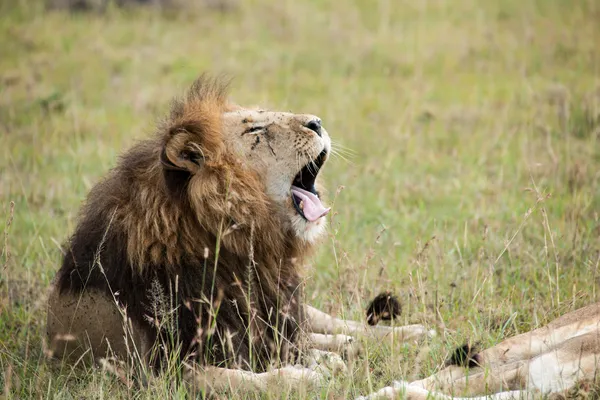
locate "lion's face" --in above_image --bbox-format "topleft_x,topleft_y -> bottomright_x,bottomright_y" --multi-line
159,78 -> 332,248
222,109 -> 331,242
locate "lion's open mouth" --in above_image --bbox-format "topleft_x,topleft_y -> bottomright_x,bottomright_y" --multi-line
291,149 -> 330,222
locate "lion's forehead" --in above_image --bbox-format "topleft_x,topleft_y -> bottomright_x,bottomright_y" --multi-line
223,109 -> 320,129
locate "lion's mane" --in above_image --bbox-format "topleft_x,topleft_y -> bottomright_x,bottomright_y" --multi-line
55,77 -> 314,371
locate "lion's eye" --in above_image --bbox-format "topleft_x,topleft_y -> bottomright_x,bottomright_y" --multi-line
243,126 -> 264,135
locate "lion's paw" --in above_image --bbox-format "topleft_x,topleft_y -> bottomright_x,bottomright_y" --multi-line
304,349 -> 348,378
339,334 -> 363,359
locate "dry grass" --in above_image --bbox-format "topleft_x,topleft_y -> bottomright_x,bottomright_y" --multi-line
1,0 -> 599,398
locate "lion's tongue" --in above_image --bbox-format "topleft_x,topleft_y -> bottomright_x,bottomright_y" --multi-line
291,186 -> 330,222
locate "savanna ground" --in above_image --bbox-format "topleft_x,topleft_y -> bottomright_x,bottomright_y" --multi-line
1,0 -> 599,398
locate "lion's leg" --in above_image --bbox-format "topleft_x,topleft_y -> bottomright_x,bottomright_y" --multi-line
183,364 -> 324,395
413,331 -> 600,396
307,332 -> 361,358
470,304 -> 600,369
357,305 -> 600,400
357,363 -> 529,399
305,305 -> 434,343
526,331 -> 600,393
356,380 -> 533,400
402,330 -> 600,398
411,360 -> 528,395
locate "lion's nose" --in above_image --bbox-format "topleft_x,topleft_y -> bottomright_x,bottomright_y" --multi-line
304,119 -> 322,137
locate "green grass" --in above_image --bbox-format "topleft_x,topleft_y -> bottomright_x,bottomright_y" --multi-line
1,0 -> 599,398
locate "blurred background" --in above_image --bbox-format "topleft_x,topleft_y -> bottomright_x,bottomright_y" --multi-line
1,0 -> 599,398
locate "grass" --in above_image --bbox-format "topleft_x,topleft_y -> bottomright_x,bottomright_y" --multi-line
1,0 -> 599,398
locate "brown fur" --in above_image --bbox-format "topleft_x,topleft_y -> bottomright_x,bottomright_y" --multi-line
52,76 -> 315,371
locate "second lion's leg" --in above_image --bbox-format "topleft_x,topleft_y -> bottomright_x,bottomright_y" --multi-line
410,360 -> 528,395
475,303 -> 600,369
356,380 -> 533,400
305,305 -> 434,343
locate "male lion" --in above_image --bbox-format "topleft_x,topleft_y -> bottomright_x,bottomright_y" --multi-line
358,302 -> 600,399
47,76 -> 432,394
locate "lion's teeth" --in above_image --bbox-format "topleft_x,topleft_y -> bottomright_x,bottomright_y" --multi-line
299,200 -> 304,210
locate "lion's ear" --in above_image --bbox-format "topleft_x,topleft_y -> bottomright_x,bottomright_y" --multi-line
160,129 -> 205,174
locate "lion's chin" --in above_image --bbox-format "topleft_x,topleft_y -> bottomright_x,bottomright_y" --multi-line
289,212 -> 328,243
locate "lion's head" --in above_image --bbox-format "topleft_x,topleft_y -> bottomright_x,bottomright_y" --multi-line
221,105 -> 332,242
155,76 -> 331,260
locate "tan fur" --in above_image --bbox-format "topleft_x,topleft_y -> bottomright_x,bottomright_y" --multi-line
358,303 -> 600,400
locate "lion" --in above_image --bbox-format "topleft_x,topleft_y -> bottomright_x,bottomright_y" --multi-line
358,302 -> 600,399
46,75 -> 433,394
